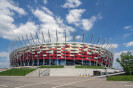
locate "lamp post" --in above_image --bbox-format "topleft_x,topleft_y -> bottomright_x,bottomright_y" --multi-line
105,64 -> 107,77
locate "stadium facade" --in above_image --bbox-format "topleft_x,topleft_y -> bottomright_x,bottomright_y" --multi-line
9,43 -> 113,67
9,31 -> 114,68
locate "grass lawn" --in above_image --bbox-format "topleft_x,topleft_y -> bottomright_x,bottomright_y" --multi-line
0,68 -> 36,76
75,66 -> 104,69
39,65 -> 64,68
107,75 -> 133,81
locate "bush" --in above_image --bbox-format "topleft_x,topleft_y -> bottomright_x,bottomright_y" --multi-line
117,52 -> 133,75
107,75 -> 133,81
39,65 -> 64,68
0,68 -> 36,76
75,66 -> 104,69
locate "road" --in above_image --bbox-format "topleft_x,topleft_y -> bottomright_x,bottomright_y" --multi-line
0,76 -> 132,88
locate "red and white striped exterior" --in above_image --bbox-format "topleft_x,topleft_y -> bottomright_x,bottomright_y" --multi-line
10,42 -> 113,67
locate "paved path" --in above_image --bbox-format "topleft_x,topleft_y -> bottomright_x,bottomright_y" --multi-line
0,76 -> 132,88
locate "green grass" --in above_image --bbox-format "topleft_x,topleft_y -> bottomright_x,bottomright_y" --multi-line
39,65 -> 64,68
107,75 -> 133,81
75,66 -> 104,69
0,68 -> 36,76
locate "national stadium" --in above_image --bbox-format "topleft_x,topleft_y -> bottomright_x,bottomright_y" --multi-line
9,31 -> 114,68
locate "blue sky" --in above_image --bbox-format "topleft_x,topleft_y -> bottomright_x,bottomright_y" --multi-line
0,0 -> 133,68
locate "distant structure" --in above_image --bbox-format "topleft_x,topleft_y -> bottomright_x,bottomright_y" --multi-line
8,30 -> 115,67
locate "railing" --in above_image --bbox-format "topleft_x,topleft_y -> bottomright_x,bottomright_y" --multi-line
39,68 -> 50,76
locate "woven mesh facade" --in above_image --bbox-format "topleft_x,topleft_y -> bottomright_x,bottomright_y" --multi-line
10,42 -> 113,67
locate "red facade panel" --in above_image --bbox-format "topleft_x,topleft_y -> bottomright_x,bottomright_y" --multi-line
10,43 -> 113,67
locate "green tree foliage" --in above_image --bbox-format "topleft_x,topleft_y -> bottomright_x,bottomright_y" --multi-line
117,52 -> 133,75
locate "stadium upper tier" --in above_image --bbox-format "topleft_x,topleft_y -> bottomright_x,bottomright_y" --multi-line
9,42 -> 113,67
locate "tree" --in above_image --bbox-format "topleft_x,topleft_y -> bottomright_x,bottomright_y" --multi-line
117,52 -> 133,75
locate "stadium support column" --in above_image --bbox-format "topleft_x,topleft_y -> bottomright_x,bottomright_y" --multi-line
11,43 -> 14,66
14,41 -> 18,67
110,44 -> 113,67
112,44 -> 115,68
90,46 -> 92,66
15,39 -> 21,66
18,37 -> 23,66
13,41 -> 17,66
82,32 -> 85,65
90,33 -> 93,66
73,30 -> 75,65
9,42 -> 13,66
48,30 -> 51,65
30,33 -> 35,66
48,41 -> 50,65
56,29 -> 58,65
108,44 -> 111,68
105,40 -> 110,68
13,41 -> 17,67
22,36 -> 27,66
107,43 -> 111,68
26,34 -> 32,66
22,37 -> 25,66
25,37 -> 30,66
11,42 -> 14,66
97,45 -> 101,67
42,32 -> 45,66
96,36 -> 101,66
36,32 -> 41,66
101,38 -> 106,67
12,41 -> 15,67
23,49 -> 25,66
65,29 -> 66,66
109,44 -> 112,67
8,42 -> 11,66
35,43 -> 39,66
104,42 -> 110,76
11,42 -> 14,67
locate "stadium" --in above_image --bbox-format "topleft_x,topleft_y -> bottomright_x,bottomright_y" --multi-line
9,31 -> 114,68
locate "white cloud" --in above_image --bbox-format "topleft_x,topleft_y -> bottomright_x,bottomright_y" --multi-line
66,10 -> 101,30
96,2 -> 99,6
33,7 -> 75,43
0,20 -> 38,40
66,9 -> 85,26
0,51 -> 9,58
124,25 -> 133,31
122,25 -> 133,38
82,13 -> 102,31
114,51 -> 129,60
0,0 -> 26,15
76,35 -> 82,40
124,25 -> 132,29
44,0 -> 47,4
113,50 -> 133,69
82,17 -> 96,31
113,49 -> 133,69
101,44 -> 118,49
113,51 -> 125,69
0,51 -> 9,68
125,41 -> 133,47
42,7 -> 53,16
62,0 -> 82,8
122,33 -> 131,38
0,62 -> 10,68
0,0 -> 38,40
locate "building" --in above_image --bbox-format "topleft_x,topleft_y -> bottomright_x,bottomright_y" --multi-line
9,42 -> 113,67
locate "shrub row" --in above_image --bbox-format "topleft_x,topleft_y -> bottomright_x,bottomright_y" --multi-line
39,65 -> 64,68
75,66 -> 104,69
107,75 -> 133,81
0,68 -> 36,76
